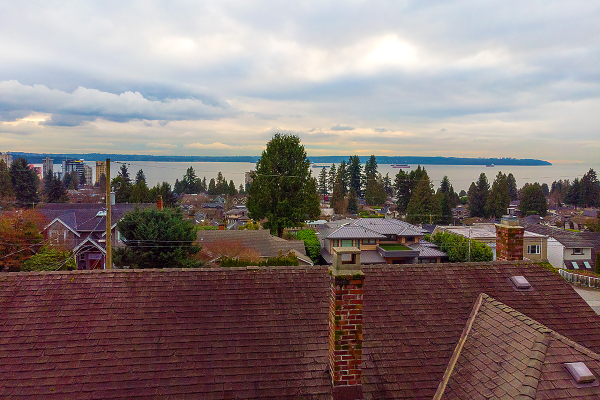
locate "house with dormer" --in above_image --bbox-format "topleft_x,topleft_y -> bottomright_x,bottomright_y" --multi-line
38,203 -> 154,270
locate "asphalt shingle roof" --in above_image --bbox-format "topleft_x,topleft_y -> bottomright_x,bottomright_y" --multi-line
437,293 -> 600,399
524,224 -> 595,248
1,262 -> 600,399
197,229 -> 307,258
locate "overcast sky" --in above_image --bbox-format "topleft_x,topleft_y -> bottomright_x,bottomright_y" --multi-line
1,1 -> 599,163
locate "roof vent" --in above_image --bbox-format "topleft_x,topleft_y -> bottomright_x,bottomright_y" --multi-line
565,362 -> 596,384
510,275 -> 531,290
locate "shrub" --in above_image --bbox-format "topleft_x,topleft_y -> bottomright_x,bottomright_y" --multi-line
296,229 -> 320,263
429,231 -> 493,262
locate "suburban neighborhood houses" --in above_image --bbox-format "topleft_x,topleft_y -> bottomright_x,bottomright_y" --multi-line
1,145 -> 600,399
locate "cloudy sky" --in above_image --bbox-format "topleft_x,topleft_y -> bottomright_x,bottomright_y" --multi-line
1,1 -> 599,163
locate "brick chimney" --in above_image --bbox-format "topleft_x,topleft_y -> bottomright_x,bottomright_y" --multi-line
156,195 -> 163,211
329,246 -> 364,400
495,215 -> 524,261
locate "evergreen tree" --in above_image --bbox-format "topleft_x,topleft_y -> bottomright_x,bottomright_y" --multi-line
439,176 -> 451,194
328,164 -> 337,194
130,179 -> 150,203
9,157 -> 39,206
565,178 -> 580,206
208,178 -> 216,195
580,169 -> 600,207
238,184 -> 245,194
119,164 -> 131,185
347,187 -> 359,214
149,182 -> 176,207
520,184 -> 548,216
507,173 -> 518,201
0,159 -> 14,199
330,169 -> 346,215
135,169 -> 146,185
216,172 -> 225,194
541,183 -> 550,198
364,175 -> 387,206
114,208 -> 200,269
438,192 -> 453,225
181,166 -> 199,194
228,180 -> 237,196
383,173 -> 393,195
485,172 -> 510,219
394,169 -> 411,213
318,167 -> 328,195
406,170 -> 438,224
173,179 -> 183,195
338,160 -> 348,196
44,173 -> 68,203
202,177 -> 207,192
246,133 -> 320,237
347,155 -> 362,196
68,171 -> 79,190
467,173 -> 489,217
364,155 -> 378,180
111,176 -> 132,203
98,173 -> 107,193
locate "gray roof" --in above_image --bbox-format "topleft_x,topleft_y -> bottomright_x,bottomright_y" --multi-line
39,203 -> 155,233
319,218 -> 427,239
324,225 -> 386,239
409,241 -> 448,259
524,224 -> 595,248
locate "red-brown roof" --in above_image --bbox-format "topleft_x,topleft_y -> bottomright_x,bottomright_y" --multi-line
1,262 -> 600,399
435,293 -> 600,399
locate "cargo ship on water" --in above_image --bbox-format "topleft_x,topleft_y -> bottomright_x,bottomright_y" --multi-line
391,164 -> 410,168
311,164 -> 330,168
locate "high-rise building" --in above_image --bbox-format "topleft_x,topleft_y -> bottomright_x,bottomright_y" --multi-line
0,152 -> 12,166
62,159 -> 85,181
96,161 -> 106,184
84,165 -> 93,186
42,157 -> 54,178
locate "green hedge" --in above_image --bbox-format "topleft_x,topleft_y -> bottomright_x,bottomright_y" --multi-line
428,231 -> 493,262
296,229 -> 320,263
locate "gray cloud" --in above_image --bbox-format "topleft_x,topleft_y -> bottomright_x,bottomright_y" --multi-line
330,124 -> 355,131
0,81 -> 236,126
0,2 -> 599,161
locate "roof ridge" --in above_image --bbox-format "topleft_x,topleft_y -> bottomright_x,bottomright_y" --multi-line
433,293 -> 485,400
518,332 -> 550,400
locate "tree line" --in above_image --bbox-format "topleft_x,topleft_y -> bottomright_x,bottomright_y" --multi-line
549,169 -> 600,208
172,167 -> 244,196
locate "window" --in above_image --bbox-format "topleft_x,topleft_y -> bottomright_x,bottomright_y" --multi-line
527,245 -> 540,254
341,239 -> 353,247
572,248 -> 584,255
362,238 -> 376,245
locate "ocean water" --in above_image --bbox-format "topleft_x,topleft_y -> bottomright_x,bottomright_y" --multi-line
43,161 -> 600,193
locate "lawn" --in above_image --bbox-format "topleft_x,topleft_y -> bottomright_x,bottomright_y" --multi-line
379,244 -> 412,251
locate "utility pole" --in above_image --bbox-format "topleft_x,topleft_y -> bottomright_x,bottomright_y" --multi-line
468,227 -> 471,263
105,158 -> 112,269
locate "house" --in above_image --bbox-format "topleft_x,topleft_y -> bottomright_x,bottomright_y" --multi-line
317,218 -> 448,265
2,258 -> 600,398
524,224 -> 597,271
225,206 -> 250,228
433,223 -> 548,262
38,203 -> 154,270
197,229 -> 314,266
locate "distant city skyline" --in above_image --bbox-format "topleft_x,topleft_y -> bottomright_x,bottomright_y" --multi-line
1,2 -> 599,163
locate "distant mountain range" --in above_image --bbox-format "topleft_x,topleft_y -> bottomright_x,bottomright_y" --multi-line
10,152 -> 552,166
